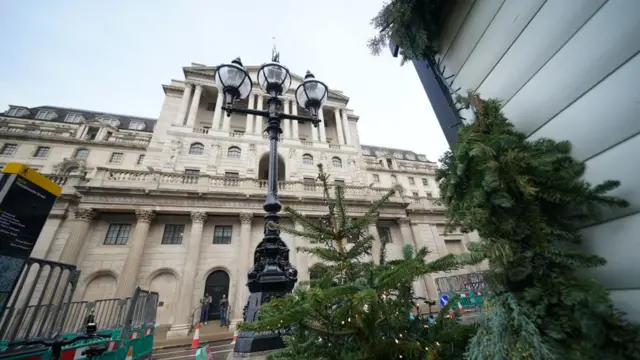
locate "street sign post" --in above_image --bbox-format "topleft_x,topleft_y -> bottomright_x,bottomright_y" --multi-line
0,163 -> 61,317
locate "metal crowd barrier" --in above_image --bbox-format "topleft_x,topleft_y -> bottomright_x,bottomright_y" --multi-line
0,256 -> 159,360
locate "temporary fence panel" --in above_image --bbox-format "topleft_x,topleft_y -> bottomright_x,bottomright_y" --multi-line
435,272 -> 491,313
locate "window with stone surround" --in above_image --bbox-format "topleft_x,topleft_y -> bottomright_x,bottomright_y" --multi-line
104,224 -> 132,245
74,148 -> 88,160
391,175 -> 397,184
184,169 -> 200,175
64,114 -> 84,123
412,191 -> 419,198
408,177 -> 415,185
372,174 -> 380,183
36,110 -> 57,120
137,154 -> 145,165
0,144 -> 18,156
213,225 -> 233,244
377,226 -> 392,244
33,146 -> 50,158
331,157 -> 342,168
227,146 -> 241,159
6,107 -> 28,117
109,152 -> 124,164
189,143 -> 204,155
162,224 -> 185,245
129,121 -> 146,130
334,179 -> 345,185
422,178 -> 428,186
302,153 -> 313,165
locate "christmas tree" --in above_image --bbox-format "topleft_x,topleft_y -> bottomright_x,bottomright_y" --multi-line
437,95 -> 640,359
240,164 -> 477,360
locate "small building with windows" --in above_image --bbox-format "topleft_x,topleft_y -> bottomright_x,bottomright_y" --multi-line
0,62 -> 477,338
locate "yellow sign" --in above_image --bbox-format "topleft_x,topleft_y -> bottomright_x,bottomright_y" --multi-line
2,163 -> 61,197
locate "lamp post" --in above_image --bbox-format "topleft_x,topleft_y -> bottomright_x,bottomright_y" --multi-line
214,54 -> 328,354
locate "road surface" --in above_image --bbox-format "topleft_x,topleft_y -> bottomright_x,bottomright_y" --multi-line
153,339 -> 235,360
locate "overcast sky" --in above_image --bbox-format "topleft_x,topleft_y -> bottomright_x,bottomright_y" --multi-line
0,0 -> 449,162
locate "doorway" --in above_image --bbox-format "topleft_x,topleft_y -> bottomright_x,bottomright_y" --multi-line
203,270 -> 230,321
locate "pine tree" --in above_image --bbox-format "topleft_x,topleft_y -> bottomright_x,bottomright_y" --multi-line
240,164 -> 476,360
436,95 -> 640,360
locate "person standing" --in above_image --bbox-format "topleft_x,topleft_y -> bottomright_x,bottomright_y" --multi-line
219,294 -> 229,327
200,293 -> 212,325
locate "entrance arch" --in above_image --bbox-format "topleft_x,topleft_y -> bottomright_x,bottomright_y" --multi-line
203,270 -> 230,321
258,153 -> 286,181
149,271 -> 178,325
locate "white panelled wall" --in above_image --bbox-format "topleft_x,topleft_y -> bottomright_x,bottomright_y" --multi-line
436,0 -> 640,320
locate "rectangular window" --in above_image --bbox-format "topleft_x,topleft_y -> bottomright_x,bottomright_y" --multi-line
386,159 -> 393,168
412,191 -> 419,198
445,239 -> 464,254
64,114 -> 83,123
0,144 -> 17,156
109,152 -> 124,164
7,108 -> 27,117
33,146 -> 50,158
162,224 -> 185,244
377,226 -> 392,244
426,192 -> 433,198
184,169 -> 200,175
104,224 -> 132,245
137,154 -> 145,165
408,177 -> 415,185
422,178 -> 428,186
334,179 -> 345,185
84,127 -> 99,140
213,225 -> 233,244
372,174 -> 380,182
224,172 -> 239,178
207,102 -> 216,111
36,110 -> 56,120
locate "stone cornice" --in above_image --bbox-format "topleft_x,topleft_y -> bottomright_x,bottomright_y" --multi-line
75,186 -> 408,217
0,131 -> 150,150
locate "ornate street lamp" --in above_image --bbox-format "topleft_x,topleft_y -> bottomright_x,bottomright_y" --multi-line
214,54 -> 328,354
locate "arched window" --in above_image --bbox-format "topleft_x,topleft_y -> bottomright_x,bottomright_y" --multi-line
189,143 -> 204,155
302,153 -> 313,165
227,146 -> 241,159
331,157 -> 342,168
74,148 -> 88,160
309,264 -> 327,281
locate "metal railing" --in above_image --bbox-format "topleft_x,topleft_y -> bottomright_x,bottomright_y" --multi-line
0,258 -> 79,342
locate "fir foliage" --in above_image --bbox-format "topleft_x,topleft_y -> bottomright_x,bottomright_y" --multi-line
437,95 -> 640,360
368,0 -> 454,63
240,164 -> 475,360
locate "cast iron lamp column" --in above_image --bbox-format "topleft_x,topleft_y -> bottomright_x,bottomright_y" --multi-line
214,55 -> 328,354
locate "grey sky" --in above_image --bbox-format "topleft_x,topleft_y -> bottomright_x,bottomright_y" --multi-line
0,0 -> 449,162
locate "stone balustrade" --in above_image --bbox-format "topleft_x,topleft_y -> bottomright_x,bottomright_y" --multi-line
0,124 -> 75,138
84,168 -> 411,203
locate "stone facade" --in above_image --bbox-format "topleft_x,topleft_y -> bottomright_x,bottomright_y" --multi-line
0,63 -> 476,336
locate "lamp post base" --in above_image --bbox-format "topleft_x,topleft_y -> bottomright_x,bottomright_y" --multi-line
232,292 -> 287,354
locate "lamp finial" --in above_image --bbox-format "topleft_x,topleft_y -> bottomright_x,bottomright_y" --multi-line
271,37 -> 280,63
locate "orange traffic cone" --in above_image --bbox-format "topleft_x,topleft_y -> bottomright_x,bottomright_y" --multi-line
230,330 -> 238,345
191,322 -> 201,349
125,346 -> 133,360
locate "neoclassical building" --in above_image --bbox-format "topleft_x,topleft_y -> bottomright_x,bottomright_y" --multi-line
0,63 -> 474,338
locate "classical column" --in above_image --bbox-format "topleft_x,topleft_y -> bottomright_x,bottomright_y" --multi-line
185,84 -> 203,127
311,123 -> 319,142
367,223 -> 381,264
318,110 -> 327,143
58,208 -> 96,264
231,213 -> 253,326
175,83 -> 193,125
283,99 -> 291,138
291,101 -> 299,139
333,108 -> 345,145
221,102 -> 231,131
341,109 -> 352,146
114,209 -> 155,298
254,95 -> 264,134
167,211 -> 207,338
398,217 -> 427,298
294,222 -> 309,283
245,94 -> 255,133
212,92 -> 223,130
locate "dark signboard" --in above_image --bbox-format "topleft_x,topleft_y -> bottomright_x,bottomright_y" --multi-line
0,164 -> 61,316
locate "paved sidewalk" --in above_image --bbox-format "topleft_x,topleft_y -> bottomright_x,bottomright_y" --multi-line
153,324 -> 234,350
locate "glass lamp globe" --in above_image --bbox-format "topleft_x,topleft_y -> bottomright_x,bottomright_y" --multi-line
214,58 -> 253,106
295,70 -> 328,119
257,62 -> 291,96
